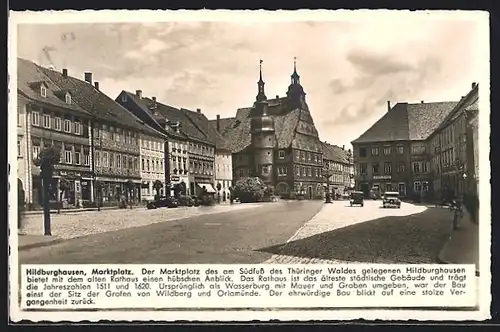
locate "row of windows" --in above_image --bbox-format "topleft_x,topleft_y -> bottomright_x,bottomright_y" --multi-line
188,142 -> 214,157
325,160 -> 351,172
32,145 -> 90,166
329,174 -> 347,184
358,161 -> 431,175
142,138 -> 163,151
171,156 -> 187,172
216,164 -> 232,173
442,148 -> 455,168
295,150 -> 323,164
141,158 -> 164,173
412,161 -> 431,174
295,165 -> 322,178
94,126 -> 138,146
95,151 -> 139,171
32,112 -> 83,135
414,181 -> 429,193
189,160 -> 214,176
39,85 -> 72,105
358,145 -> 404,158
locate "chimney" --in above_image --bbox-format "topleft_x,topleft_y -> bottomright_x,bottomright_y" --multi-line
216,114 -> 220,132
472,82 -> 477,89
94,81 -> 99,90
387,101 -> 391,112
421,100 -> 424,104
62,69 -> 68,78
276,95 -> 279,99
152,96 -> 156,102
136,90 -> 142,98
197,108 -> 201,113
342,145 -> 345,150
84,72 -> 93,84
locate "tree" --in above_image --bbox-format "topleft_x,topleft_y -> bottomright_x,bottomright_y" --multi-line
153,180 -> 163,198
233,177 -> 265,203
126,180 -> 135,207
216,182 -> 222,203
173,182 -> 186,198
33,145 -> 60,235
57,177 -> 71,214
95,179 -> 103,211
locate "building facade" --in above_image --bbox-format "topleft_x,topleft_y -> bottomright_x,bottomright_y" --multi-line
116,91 -> 217,197
409,140 -> 433,200
17,58 -> 94,209
352,101 -> 457,199
38,65 -> 167,205
215,59 -> 324,199
116,90 -> 189,196
321,142 -> 354,196
466,103 -> 479,194
429,83 -> 479,200
140,133 -> 167,201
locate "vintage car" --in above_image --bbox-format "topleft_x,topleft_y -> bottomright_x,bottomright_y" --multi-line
382,192 -> 401,208
349,191 -> 364,207
177,195 -> 198,207
146,196 -> 179,209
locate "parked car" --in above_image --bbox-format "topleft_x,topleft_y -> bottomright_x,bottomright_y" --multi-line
146,196 -> 179,209
177,195 -> 193,207
349,191 -> 364,207
382,192 -> 401,208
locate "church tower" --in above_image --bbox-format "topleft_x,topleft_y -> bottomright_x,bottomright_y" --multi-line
250,60 -> 276,184
286,57 -> 308,110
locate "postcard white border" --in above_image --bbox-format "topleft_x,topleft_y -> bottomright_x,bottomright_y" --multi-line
8,9 -> 491,322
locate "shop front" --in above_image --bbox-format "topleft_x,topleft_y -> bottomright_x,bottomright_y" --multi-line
193,176 -> 215,196
96,176 -> 141,205
169,175 -> 189,197
53,169 -> 93,207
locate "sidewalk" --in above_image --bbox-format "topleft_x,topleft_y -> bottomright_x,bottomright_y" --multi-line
437,206 -> 480,276
22,205 -> 142,216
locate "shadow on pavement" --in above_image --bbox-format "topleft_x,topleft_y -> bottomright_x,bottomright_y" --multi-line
257,207 -> 454,264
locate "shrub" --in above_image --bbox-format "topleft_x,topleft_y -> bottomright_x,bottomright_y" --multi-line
233,177 -> 265,203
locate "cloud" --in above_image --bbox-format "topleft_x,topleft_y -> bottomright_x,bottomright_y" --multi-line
16,16 -> 483,150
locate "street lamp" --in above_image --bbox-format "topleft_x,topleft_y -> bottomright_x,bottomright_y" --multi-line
33,145 -> 60,236
322,165 -> 333,203
90,116 -> 103,211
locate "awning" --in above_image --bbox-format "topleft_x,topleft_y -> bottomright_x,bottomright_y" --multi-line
197,183 -> 216,193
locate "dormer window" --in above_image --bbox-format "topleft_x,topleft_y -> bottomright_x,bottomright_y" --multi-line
65,93 -> 72,104
41,86 -> 47,97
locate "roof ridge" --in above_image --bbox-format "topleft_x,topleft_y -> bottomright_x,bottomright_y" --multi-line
179,108 -> 211,140
120,91 -> 169,135
289,109 -> 305,147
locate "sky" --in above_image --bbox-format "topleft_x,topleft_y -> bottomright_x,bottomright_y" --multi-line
15,12 -> 484,150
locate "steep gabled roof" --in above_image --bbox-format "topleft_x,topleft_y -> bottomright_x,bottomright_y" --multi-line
36,64 -> 164,138
351,103 -> 410,144
321,141 -> 351,164
215,96 -> 322,154
17,58 -> 89,115
140,99 -> 213,145
120,91 -> 187,140
407,101 -> 458,140
436,84 -> 479,132
352,101 -> 457,144
182,109 -> 231,152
